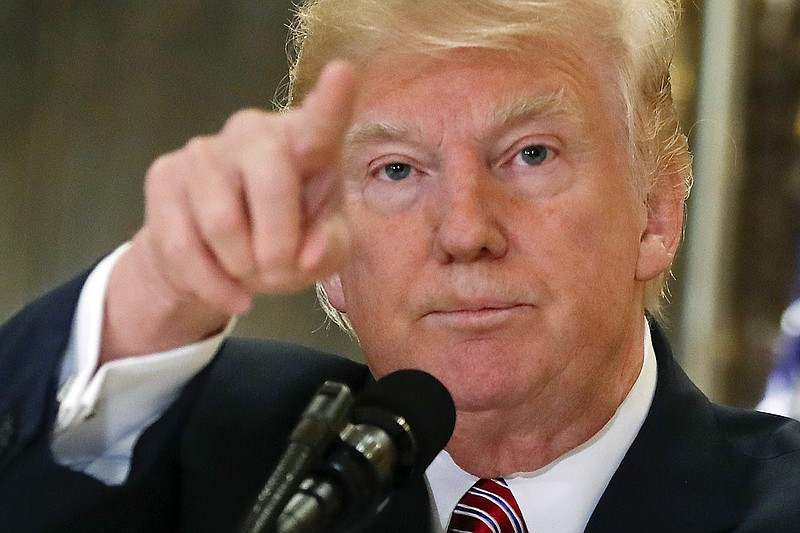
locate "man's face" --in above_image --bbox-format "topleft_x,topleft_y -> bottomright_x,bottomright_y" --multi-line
325,42 -> 663,412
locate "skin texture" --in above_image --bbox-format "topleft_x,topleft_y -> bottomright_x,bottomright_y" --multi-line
323,44 -> 683,476
101,40 -> 684,476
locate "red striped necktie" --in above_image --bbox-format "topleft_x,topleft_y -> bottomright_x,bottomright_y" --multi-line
447,478 -> 529,533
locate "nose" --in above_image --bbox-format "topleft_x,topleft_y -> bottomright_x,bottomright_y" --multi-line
430,165 -> 508,263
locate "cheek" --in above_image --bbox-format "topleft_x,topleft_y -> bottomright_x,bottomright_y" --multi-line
534,191 -> 641,304
338,205 -> 425,324
338,251 -> 418,379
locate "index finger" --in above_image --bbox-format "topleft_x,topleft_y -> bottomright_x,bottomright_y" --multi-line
285,60 -> 358,172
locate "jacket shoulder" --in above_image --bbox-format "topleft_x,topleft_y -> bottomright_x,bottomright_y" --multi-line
712,404 -> 800,529
179,337 -> 370,531
713,402 -> 800,459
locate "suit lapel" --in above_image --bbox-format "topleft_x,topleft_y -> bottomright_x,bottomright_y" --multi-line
585,325 -> 741,532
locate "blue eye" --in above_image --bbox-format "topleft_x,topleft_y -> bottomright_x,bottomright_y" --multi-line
383,163 -> 412,181
520,145 -> 549,166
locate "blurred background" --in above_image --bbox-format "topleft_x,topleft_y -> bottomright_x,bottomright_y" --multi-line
2,0 -> 799,408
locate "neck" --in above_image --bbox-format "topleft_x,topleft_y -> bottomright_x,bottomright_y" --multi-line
445,320 -> 646,478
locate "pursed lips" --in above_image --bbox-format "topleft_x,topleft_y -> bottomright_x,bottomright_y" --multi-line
421,299 -> 535,330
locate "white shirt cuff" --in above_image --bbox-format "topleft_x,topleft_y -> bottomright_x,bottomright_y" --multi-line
52,243 -> 235,485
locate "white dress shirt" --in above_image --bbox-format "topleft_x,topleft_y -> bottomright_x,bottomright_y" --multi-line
53,248 -> 657,531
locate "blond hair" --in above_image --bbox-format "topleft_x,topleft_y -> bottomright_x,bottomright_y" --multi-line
285,0 -> 692,333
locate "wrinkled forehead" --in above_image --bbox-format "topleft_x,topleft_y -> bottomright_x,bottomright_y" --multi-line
342,43 -> 623,150
345,89 -> 580,143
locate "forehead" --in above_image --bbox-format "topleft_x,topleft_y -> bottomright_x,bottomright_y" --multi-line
347,44 -> 619,142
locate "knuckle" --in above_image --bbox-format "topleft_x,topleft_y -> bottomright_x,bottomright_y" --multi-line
143,154 -> 186,209
183,135 -> 215,160
145,153 -> 181,190
223,108 -> 272,134
144,142 -> 205,196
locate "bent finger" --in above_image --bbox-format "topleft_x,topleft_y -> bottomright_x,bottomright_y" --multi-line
183,137 -> 258,280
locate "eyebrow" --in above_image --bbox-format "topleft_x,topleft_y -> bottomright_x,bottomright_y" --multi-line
487,89 -> 578,131
344,89 -> 580,147
345,121 -> 425,147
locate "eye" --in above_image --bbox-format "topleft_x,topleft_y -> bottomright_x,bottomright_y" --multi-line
518,145 -> 550,166
382,162 -> 413,181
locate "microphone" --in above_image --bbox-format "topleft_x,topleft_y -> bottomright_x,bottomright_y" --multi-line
240,381 -> 354,533
275,369 -> 456,533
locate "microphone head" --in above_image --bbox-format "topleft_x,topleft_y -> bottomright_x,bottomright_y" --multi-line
353,369 -> 456,474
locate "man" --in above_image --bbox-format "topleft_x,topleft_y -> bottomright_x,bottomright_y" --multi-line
2,0 -> 800,531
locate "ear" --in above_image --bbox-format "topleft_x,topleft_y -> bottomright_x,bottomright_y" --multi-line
320,273 -> 347,312
635,172 -> 686,282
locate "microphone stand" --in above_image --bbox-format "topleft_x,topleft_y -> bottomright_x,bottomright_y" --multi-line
239,381 -> 353,533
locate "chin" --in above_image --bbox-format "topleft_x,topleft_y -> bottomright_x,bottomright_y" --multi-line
437,368 -> 522,413
451,389 -> 517,413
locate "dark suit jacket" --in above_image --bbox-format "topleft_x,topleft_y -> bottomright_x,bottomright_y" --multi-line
2,274 -> 800,532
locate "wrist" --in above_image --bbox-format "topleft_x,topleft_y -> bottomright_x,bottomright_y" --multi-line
100,231 -> 230,365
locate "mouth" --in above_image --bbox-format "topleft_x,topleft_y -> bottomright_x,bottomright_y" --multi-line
423,303 -> 534,330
